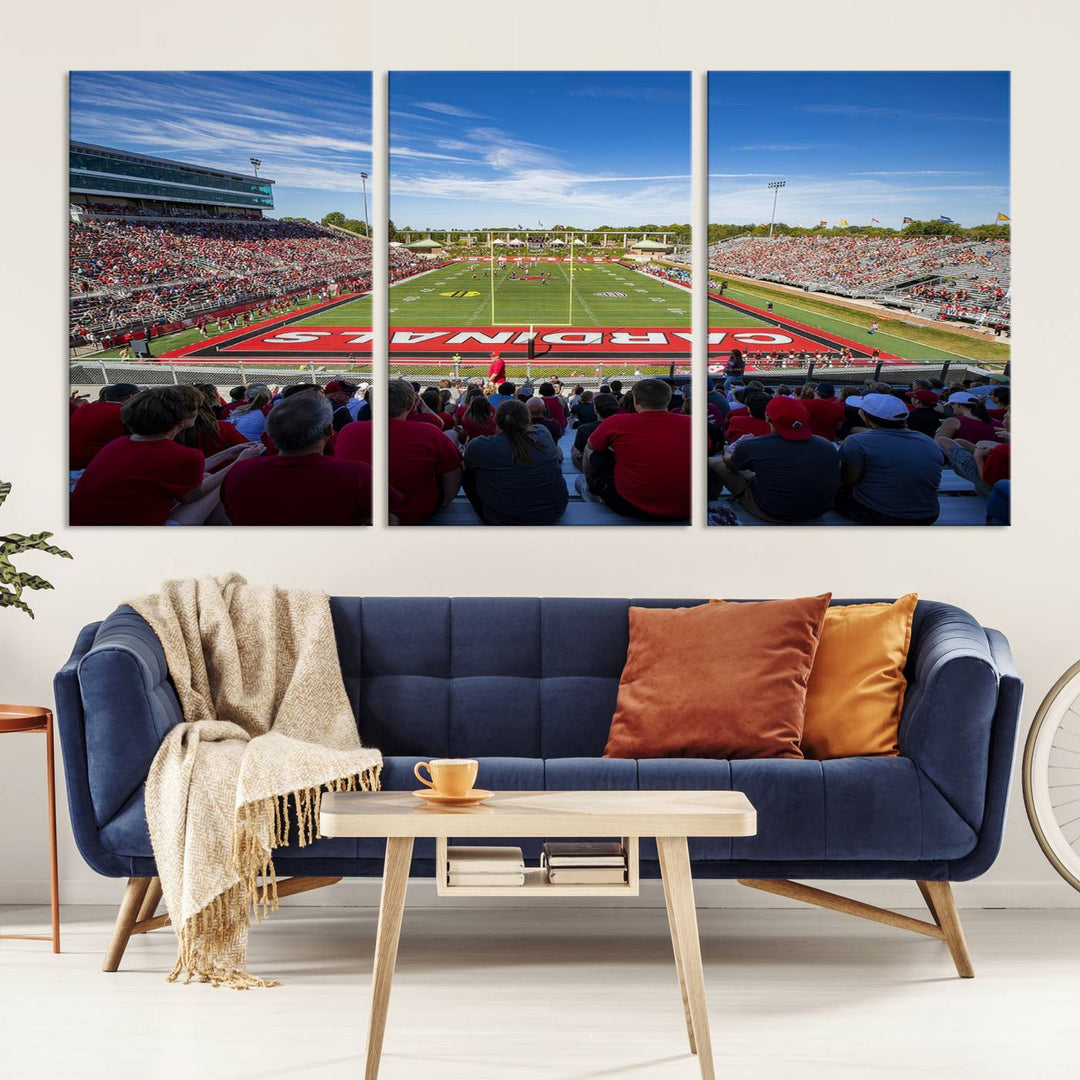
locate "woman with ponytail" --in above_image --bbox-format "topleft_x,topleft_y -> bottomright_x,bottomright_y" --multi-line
462,399 -> 568,525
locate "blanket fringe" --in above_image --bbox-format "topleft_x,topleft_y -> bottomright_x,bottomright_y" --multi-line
172,764 -> 381,988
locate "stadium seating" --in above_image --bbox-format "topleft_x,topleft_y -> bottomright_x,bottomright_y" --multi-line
707,235 -> 1011,312
428,425 -> 685,527
709,467 -> 989,527
69,218 -> 419,345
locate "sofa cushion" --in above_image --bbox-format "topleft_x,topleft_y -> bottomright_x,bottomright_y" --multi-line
604,596 -> 831,760
801,594 -> 918,759
97,754 -> 975,868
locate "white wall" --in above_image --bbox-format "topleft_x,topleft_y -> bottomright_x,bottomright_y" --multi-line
1,0 -> 1077,911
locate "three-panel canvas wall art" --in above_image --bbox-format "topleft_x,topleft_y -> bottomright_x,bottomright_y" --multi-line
68,70 -> 1010,528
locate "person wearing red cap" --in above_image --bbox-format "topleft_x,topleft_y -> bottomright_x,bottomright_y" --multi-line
907,389 -> 944,437
708,397 -> 840,523
323,380 -> 361,432
487,351 -> 507,385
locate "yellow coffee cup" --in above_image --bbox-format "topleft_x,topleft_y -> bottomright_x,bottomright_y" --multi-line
414,758 -> 479,797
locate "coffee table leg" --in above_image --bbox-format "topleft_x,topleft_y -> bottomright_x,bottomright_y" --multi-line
366,836 -> 414,1080
657,836 -> 713,1080
657,841 -> 697,1055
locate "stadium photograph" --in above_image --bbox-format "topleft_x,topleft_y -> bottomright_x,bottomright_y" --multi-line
387,70 -> 692,527
68,71 -> 379,527
705,71 -> 1011,528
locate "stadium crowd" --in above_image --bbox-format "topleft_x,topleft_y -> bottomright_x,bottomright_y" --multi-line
69,379 -> 379,526
384,373 -> 692,526
707,375 -> 1010,526
707,235 -> 1010,298
69,218 -> 417,345
68,370 -> 693,528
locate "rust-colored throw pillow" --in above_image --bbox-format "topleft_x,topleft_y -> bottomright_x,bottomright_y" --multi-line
603,595 -> 832,760
799,594 -> 919,759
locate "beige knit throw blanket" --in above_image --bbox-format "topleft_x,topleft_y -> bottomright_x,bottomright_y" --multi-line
129,574 -> 381,989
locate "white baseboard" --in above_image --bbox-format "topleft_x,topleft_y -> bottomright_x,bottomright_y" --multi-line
4,876 -> 1079,909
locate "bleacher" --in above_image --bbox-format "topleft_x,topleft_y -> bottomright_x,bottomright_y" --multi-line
426,426 -> 689,526
708,466 -> 989,526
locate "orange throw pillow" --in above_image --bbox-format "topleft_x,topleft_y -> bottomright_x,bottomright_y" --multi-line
603,595 -> 832,760
800,594 -> 918,759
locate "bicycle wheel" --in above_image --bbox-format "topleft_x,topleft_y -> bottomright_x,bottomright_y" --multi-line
1023,659 -> 1080,892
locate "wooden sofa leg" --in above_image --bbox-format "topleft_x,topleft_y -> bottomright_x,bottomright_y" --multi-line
738,878 -> 975,979
103,877 -> 151,972
136,877 -> 163,924
918,881 -> 974,978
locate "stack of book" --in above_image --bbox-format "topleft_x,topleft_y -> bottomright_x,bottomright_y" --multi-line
446,845 -> 525,887
541,841 -> 628,885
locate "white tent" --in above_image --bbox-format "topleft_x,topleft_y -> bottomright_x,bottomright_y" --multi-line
550,238 -> 566,246
508,238 -> 525,247
492,238 -> 506,246
388,241 -> 403,248
573,237 -> 586,245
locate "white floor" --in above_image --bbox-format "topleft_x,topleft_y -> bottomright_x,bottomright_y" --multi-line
1,903 -> 1076,1079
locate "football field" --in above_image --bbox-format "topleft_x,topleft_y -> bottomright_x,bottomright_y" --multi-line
389,259 -> 690,327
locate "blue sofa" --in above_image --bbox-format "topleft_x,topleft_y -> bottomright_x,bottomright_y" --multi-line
54,597 -> 1022,976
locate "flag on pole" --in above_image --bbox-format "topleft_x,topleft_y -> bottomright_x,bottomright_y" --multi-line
839,219 -> 849,227
818,220 -> 828,227
902,216 -> 915,224
537,220 -> 543,227
871,217 -> 881,224
997,212 -> 1011,223
939,215 -> 955,224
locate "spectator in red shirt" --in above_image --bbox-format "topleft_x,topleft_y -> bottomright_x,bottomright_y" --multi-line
219,385 -> 248,419
459,393 -> 497,442
936,411 -> 1011,497
487,351 -> 507,385
421,388 -> 456,430
539,382 -> 568,434
69,381 -> 140,470
584,378 -> 691,521
385,380 -> 462,525
176,384 -> 249,459
71,385 -> 260,526
800,382 -> 847,441
526,396 -> 563,447
936,391 -> 1006,444
725,392 -> 772,441
222,393 -> 373,525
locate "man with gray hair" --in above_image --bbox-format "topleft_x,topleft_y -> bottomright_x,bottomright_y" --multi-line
221,392 -> 373,525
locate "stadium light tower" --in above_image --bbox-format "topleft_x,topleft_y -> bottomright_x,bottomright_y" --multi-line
360,172 -> 370,239
250,157 -> 262,177
767,180 -> 786,240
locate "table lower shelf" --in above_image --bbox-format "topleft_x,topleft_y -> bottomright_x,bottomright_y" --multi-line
435,835 -> 641,897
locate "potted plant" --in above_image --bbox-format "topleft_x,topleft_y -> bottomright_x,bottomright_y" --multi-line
0,480 -> 72,617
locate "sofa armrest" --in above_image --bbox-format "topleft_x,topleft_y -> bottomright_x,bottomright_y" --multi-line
72,606 -> 184,829
946,628 -> 1024,880
899,602 -> 1001,833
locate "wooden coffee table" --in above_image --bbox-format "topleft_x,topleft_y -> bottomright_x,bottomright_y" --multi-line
320,789 -> 757,1080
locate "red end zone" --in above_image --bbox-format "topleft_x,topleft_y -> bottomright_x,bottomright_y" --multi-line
166,325 -> 860,360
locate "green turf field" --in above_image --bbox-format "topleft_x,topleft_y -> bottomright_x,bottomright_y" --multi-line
709,274 -> 1009,365
389,260 -> 690,327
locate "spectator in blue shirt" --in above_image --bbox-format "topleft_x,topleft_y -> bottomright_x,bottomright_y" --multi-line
836,393 -> 944,525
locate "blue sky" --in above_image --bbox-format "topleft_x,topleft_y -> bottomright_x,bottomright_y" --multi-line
390,72 -> 690,229
69,72 -> 372,221
709,72 -> 1010,228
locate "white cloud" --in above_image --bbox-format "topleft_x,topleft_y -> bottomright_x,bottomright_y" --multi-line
413,100 -> 490,119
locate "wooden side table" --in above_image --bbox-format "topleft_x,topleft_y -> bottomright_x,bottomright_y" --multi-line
320,789 -> 757,1080
0,705 -> 60,953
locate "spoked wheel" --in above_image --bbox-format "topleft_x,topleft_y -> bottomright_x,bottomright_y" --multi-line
1024,660 -> 1080,892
